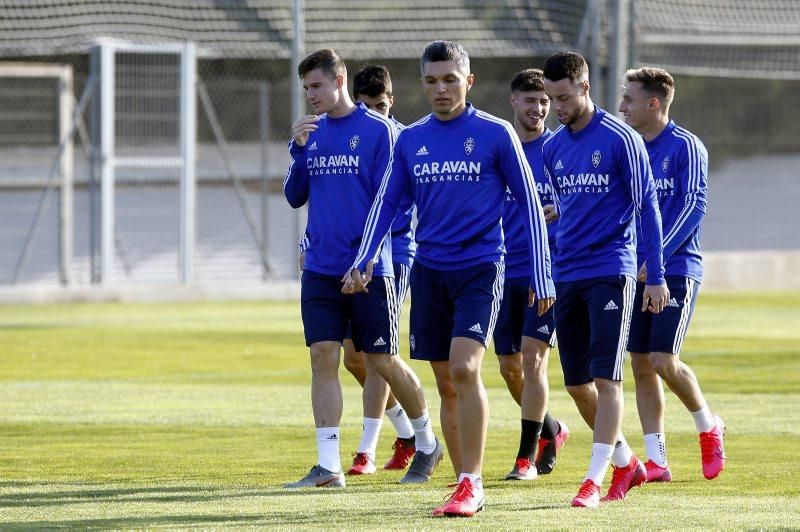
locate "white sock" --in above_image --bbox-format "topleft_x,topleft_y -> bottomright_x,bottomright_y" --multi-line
611,434 -> 634,467
316,427 -> 341,473
357,417 -> 383,460
385,403 -> 415,439
410,411 -> 436,454
458,472 -> 484,492
691,404 -> 716,433
644,433 -> 668,467
585,443 -> 614,486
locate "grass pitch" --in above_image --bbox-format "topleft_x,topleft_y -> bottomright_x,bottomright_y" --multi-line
0,293 -> 798,528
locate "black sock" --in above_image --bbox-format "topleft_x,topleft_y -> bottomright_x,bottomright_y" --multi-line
517,419 -> 544,460
540,412 -> 560,440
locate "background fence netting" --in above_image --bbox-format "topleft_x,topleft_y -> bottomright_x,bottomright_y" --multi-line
0,0 -> 798,288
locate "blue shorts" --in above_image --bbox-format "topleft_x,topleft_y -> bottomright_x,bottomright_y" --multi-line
409,261 -> 504,361
343,262 -> 411,341
493,276 -> 556,355
554,275 -> 635,386
301,270 -> 399,354
627,276 -> 699,354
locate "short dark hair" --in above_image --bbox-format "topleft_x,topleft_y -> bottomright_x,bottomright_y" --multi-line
625,67 -> 675,106
543,51 -> 588,83
297,48 -> 346,79
511,68 -> 545,93
353,65 -> 393,98
420,40 -> 470,75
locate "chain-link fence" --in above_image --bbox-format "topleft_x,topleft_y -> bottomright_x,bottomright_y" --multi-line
0,0 -> 798,291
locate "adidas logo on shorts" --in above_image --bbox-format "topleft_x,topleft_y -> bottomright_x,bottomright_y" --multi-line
667,297 -> 680,308
604,300 -> 619,311
416,145 -> 429,156
537,325 -> 550,335
469,323 -> 483,334
555,159 -> 564,170
374,337 -> 386,347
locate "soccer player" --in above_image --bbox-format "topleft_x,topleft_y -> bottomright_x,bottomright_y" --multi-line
618,67 -> 725,482
298,64 -> 418,476
345,41 -> 555,517
541,51 -> 669,508
282,49 -> 440,489
494,68 -> 569,480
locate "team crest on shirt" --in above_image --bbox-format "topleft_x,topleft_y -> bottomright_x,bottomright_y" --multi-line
592,149 -> 602,168
662,156 -> 670,173
464,137 -> 475,155
349,135 -> 360,150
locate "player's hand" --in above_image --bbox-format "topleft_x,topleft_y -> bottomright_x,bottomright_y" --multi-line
291,115 -> 319,147
637,264 -> 647,282
298,252 -> 305,271
529,287 -> 556,316
341,260 -> 374,294
543,204 -> 559,224
643,282 -> 669,314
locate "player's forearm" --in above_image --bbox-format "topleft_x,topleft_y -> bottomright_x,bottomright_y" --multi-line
641,197 -> 666,284
662,195 -> 706,261
283,144 -> 310,208
352,200 -> 398,272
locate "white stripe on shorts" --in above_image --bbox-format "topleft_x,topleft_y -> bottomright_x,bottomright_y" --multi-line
396,264 -> 411,307
485,261 -> 506,343
672,278 -> 696,354
384,276 -> 399,354
613,276 -> 636,381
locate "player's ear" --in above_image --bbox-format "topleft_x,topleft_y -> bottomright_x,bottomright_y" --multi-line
336,74 -> 344,89
466,73 -> 475,91
649,97 -> 660,111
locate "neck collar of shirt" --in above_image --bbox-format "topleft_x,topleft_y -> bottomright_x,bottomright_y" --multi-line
645,119 -> 676,148
566,106 -> 605,141
431,102 -> 476,127
521,128 -> 552,150
326,102 -> 365,124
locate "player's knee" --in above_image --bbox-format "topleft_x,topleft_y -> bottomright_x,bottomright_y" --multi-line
521,346 -> 548,377
566,384 -> 591,404
310,344 -> 339,375
651,354 -> 679,379
343,351 -> 366,375
498,358 -> 523,386
593,378 -> 622,400
630,353 -> 655,380
449,360 -> 480,385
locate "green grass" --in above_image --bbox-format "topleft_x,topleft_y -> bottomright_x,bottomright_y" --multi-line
0,293 -> 798,528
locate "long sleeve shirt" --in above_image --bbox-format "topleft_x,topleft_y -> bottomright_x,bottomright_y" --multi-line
297,114 -> 417,268
638,120 -> 708,282
283,103 -> 397,277
543,106 -> 665,284
351,103 -> 555,298
503,128 -> 556,279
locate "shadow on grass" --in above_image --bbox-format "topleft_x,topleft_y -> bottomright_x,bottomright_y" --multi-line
0,514 -> 264,528
0,482 -> 397,509
0,324 -> 71,331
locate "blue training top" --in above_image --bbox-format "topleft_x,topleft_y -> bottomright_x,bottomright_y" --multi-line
386,116 -> 416,268
503,128 -> 556,279
352,103 -> 555,298
638,120 -> 708,282
297,114 -> 416,268
543,106 -> 665,284
283,102 -> 397,278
